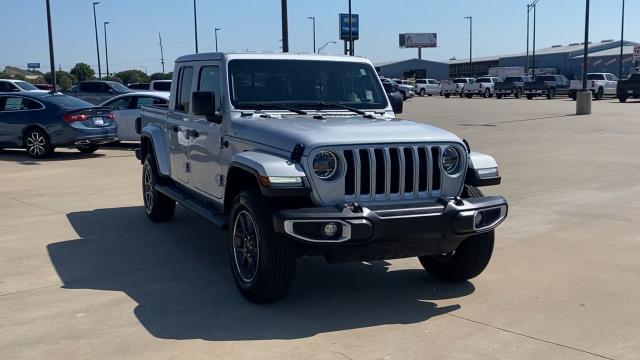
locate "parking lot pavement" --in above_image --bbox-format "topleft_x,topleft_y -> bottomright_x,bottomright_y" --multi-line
1,97 -> 639,359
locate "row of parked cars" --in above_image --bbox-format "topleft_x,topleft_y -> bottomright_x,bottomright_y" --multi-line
0,78 -> 172,158
405,72 -> 640,102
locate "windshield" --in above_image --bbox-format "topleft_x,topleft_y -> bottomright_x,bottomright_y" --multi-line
15,81 -> 39,91
228,59 -> 388,110
587,74 -> 605,80
453,79 -> 468,84
477,78 -> 491,83
108,82 -> 131,92
538,76 -> 556,81
152,81 -> 171,91
505,77 -> 522,83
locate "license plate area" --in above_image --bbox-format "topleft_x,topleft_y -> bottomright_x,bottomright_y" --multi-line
92,117 -> 106,126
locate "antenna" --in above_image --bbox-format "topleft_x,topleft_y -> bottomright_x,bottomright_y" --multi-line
158,33 -> 165,73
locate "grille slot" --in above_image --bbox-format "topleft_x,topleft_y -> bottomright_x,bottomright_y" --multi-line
342,145 -> 446,202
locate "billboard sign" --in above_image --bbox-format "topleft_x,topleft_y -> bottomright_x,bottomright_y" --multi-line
27,63 -> 40,69
339,13 -> 359,41
399,33 -> 437,48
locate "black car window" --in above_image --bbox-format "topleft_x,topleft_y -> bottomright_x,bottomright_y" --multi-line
136,96 -> 167,109
22,98 -> 44,110
106,96 -> 134,110
198,65 -> 222,114
79,82 -> 98,92
0,82 -> 17,92
176,66 -> 194,113
152,81 -> 171,91
109,82 -> 130,93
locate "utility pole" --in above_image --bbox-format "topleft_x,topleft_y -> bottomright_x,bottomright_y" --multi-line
576,0 -> 592,115
193,0 -> 199,53
619,0 -> 625,78
158,33 -> 165,73
92,2 -> 102,79
104,22 -> 110,78
526,4 -> 531,73
45,0 -> 56,92
532,1 -> 538,79
281,0 -> 289,52
215,28 -> 221,52
348,0 -> 353,56
307,17 -> 316,53
464,16 -> 472,77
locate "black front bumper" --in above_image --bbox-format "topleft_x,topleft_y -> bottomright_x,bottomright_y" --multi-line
274,196 -> 508,262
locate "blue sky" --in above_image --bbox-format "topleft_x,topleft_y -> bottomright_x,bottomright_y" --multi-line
0,0 -> 636,74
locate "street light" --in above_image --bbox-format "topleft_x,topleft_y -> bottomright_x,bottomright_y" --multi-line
92,2 -> 102,79
306,16 -> 316,54
104,21 -> 110,79
318,41 -> 336,54
576,0 -> 592,115
214,28 -> 221,52
526,0 -> 540,76
45,0 -> 56,92
464,16 -> 472,77
619,0 -> 625,78
281,0 -> 289,52
193,0 -> 199,53
348,0 -> 353,56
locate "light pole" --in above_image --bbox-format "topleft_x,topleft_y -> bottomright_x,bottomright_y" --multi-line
348,0 -> 353,56
619,0 -> 625,78
464,16 -> 472,77
281,0 -> 289,52
576,0 -> 592,115
307,16 -> 316,53
158,33 -> 165,73
526,0 -> 540,76
214,28 -> 221,52
193,0 -> 199,53
45,0 -> 56,92
104,21 -> 110,79
92,2 -> 102,79
318,41 -> 336,54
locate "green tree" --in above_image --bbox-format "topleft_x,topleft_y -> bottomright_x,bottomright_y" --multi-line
114,70 -> 150,85
69,63 -> 95,82
149,72 -> 172,81
44,70 -> 77,90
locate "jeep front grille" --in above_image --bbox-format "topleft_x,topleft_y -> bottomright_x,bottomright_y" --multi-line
342,145 -> 443,202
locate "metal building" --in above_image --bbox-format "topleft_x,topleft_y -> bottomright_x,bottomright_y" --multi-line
374,58 -> 449,80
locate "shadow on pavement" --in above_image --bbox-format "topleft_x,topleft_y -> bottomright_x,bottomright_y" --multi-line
0,148 -> 105,164
47,206 -> 473,341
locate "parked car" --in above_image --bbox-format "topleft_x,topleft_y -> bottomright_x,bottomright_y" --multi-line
0,92 -> 117,158
379,77 -> 399,92
441,78 -> 475,98
494,76 -> 530,99
99,92 -> 169,141
569,73 -> 618,100
128,83 -> 150,90
391,79 -> 415,100
137,52 -> 508,303
150,80 -> 172,92
524,75 -> 570,99
0,79 -> 48,93
414,79 -> 441,97
63,80 -> 132,105
616,73 -> 640,103
463,77 -> 503,98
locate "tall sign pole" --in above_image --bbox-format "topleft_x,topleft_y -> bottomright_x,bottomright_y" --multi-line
281,0 -> 289,52
45,0 -> 56,92
104,22 -> 110,78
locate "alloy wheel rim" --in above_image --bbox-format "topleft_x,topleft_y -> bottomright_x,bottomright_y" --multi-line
232,210 -> 260,282
26,132 -> 46,156
143,165 -> 154,211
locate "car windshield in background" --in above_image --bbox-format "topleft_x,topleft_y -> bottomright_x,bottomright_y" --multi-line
477,78 -> 491,83
45,94 -> 94,109
538,76 -> 556,81
587,74 -> 605,80
505,77 -> 523,82
15,81 -> 39,91
109,82 -> 131,92
228,59 -> 388,110
153,82 -> 171,91
453,79 -> 467,84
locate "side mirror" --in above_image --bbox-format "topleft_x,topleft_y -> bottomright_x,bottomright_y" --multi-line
389,92 -> 403,114
192,91 -> 221,123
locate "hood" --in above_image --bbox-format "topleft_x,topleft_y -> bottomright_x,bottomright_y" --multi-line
231,115 -> 462,155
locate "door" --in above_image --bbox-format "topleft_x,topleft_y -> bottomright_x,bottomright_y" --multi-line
0,96 -> 44,146
103,96 -> 137,141
189,64 -> 224,198
605,74 -> 618,95
167,66 -> 194,185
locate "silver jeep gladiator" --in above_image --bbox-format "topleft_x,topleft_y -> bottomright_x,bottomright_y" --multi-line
136,52 -> 508,303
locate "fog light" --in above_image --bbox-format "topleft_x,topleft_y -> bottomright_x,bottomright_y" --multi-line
474,212 -> 484,227
323,223 -> 339,237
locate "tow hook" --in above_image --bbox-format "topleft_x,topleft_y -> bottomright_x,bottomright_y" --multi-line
437,197 -> 465,207
346,202 -> 364,213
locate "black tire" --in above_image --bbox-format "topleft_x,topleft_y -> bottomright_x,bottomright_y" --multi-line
142,154 -> 176,223
526,94 -> 534,100
76,144 -> 99,154
482,88 -> 491,98
515,88 -> 522,98
418,185 -> 494,282
595,87 -> 604,100
427,93 -> 433,97
24,128 -> 53,159
618,95 -> 628,103
465,94 -> 473,99
228,191 -> 296,303
546,87 -> 556,99
496,94 -> 503,99
444,94 -> 451,98
419,89 -> 426,97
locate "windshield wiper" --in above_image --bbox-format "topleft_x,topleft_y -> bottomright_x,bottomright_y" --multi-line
242,103 -> 308,115
301,102 -> 368,116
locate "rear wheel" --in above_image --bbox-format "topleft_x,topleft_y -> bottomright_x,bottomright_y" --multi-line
444,94 -> 451,98
228,191 -> 296,303
496,94 -> 503,99
24,128 -> 53,159
515,88 -> 523,98
465,94 -> 473,99
427,93 -> 433,97
618,95 -> 628,103
76,144 -> 99,154
526,94 -> 534,100
546,87 -> 556,99
594,87 -> 604,100
142,154 -> 176,223
419,89 -> 426,97
419,185 -> 494,281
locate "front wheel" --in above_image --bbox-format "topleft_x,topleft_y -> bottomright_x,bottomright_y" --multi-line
418,185 -> 494,281
594,87 -> 604,100
142,154 -> 176,223
419,89 -> 426,97
228,191 -> 296,303
515,88 -> 523,98
526,94 -> 534,100
465,94 -> 473,99
618,95 -> 628,103
546,88 -> 556,99
24,128 -> 53,159
444,93 -> 451,98
76,144 -> 99,154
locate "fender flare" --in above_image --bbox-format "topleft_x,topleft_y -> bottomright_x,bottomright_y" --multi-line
141,124 -> 171,177
229,151 -> 306,178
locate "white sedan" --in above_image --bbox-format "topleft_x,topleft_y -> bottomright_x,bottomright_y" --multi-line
99,92 -> 169,141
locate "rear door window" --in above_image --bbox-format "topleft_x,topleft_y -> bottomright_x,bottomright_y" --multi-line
105,96 -> 134,110
175,66 -> 194,113
0,97 -> 42,111
136,96 -> 167,109
0,82 -> 18,92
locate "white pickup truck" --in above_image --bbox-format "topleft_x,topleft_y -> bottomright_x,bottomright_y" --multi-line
441,78 -> 475,98
569,73 -> 618,100
463,77 -> 503,98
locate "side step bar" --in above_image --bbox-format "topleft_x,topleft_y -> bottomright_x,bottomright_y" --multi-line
155,184 -> 228,229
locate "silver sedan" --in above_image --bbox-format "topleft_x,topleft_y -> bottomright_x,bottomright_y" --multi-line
99,92 -> 169,141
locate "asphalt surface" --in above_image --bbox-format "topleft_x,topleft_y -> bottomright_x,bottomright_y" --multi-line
1,95 -> 639,359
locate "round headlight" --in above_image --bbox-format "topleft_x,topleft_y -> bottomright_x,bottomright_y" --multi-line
442,146 -> 462,174
313,151 -> 338,179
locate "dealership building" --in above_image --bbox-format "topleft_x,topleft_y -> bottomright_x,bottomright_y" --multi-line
376,40 -> 638,81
